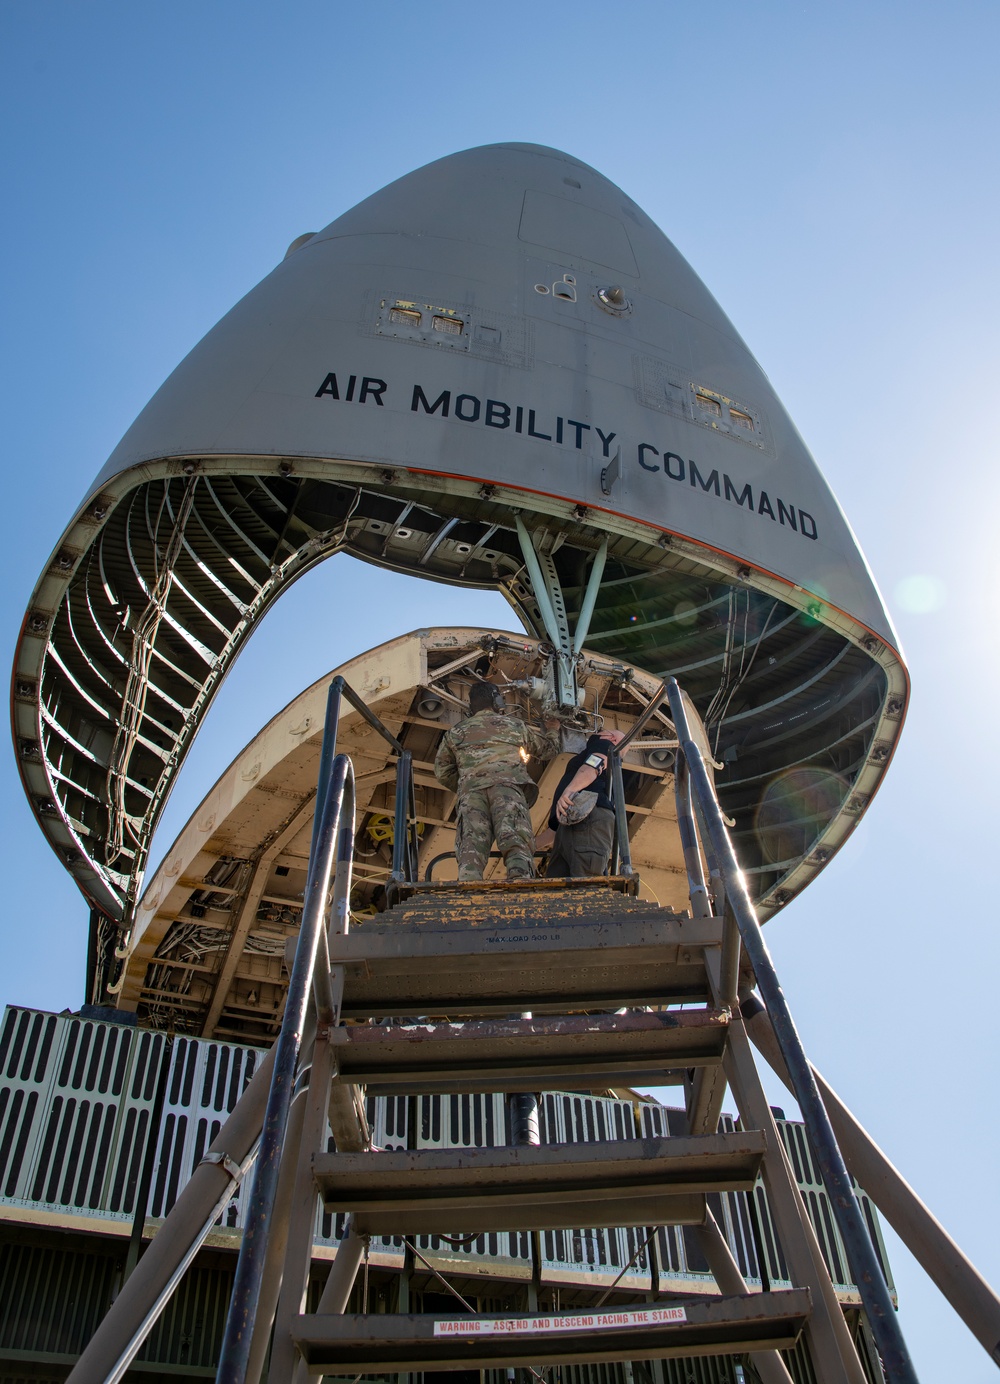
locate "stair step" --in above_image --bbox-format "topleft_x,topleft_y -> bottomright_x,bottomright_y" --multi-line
377,882 -> 668,930
312,1132 -> 766,1235
325,914 -> 722,1018
331,1009 -> 729,1094
291,1291 -> 812,1371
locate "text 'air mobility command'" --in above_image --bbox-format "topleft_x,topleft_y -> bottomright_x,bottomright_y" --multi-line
314,371 -> 820,541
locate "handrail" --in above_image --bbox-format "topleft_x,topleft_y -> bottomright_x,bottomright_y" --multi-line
608,749 -> 633,877
65,675 -> 398,1384
326,673 -> 418,892
390,750 -> 413,884
665,678 -> 920,1384
327,673 -> 405,755
672,754 -> 711,919
612,678 -> 671,753
216,680 -> 357,1384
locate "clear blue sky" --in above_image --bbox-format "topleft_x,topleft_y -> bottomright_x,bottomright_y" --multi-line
2,3 -> 998,1378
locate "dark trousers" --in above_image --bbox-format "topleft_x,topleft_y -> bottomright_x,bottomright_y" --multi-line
545,806 -> 615,878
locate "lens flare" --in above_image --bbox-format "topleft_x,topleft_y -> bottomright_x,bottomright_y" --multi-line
894,574 -> 946,615
754,766 -> 847,865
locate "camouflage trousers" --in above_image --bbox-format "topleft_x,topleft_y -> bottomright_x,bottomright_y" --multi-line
454,782 -> 536,881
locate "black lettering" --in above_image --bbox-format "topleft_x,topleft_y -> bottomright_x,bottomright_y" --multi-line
596,427 -> 616,457
358,376 -> 386,406
411,385 -> 450,417
485,399 -> 510,429
515,405 -> 524,433
567,419 -> 591,448
527,410 -> 551,440
638,443 -> 660,473
315,373 -> 339,399
799,510 -> 818,539
556,417 -> 564,444
345,374 -> 357,402
664,452 -> 685,481
757,491 -> 775,520
455,393 -> 481,422
777,499 -> 798,531
724,474 -> 752,508
691,461 -> 721,495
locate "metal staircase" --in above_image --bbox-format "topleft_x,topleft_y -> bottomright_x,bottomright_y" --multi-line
65,675 -> 1000,1384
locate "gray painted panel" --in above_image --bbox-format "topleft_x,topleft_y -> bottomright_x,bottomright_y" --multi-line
78,143 -> 895,647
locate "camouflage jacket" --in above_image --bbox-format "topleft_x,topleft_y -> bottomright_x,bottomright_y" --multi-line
433,710 -> 559,800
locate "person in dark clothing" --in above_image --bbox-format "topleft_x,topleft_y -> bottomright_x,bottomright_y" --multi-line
544,730 -> 626,878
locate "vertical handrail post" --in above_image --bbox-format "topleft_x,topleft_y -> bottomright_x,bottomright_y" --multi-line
673,756 -> 711,918
216,727 -> 354,1383
665,678 -> 920,1384
390,750 -> 413,883
406,758 -> 420,882
608,750 -> 633,876
307,680 -> 344,862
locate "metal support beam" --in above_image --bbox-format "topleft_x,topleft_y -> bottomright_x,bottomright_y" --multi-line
572,537 -> 609,655
514,516 -> 577,707
743,993 -> 1000,1367
244,1084 -> 309,1384
269,1033 -> 338,1382
669,678 -> 919,1384
216,731 -> 356,1383
692,1210 -> 795,1384
64,1044 -> 275,1384
723,1015 -> 869,1384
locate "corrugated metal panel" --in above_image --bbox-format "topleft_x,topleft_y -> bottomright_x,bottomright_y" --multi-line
540,1092 -> 650,1292
314,1096 -> 406,1270
414,1092 -> 532,1280
0,1240 -> 118,1356
0,1007 -> 59,1200
0,1006 -> 166,1220
148,1035 -> 260,1226
661,1359 -> 740,1384
0,1008 -> 895,1327
136,1261 -> 234,1368
0,1237 -> 235,1377
777,1117 -> 896,1301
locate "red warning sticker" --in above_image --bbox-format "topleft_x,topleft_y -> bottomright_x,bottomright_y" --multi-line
433,1306 -> 688,1337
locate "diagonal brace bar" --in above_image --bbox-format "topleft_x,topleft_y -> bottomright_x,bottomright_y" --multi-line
667,677 -> 920,1384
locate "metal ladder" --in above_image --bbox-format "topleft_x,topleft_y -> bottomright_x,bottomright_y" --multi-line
65,679 -> 1000,1384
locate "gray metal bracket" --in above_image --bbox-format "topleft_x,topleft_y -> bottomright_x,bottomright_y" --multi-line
514,515 -> 608,709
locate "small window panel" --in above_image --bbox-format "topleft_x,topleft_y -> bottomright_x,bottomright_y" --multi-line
432,315 -> 463,335
695,393 -> 722,417
389,307 -> 421,328
729,408 -> 754,432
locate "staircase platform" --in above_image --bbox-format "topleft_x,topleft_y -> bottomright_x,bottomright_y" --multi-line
331,1008 -> 729,1094
291,1291 -> 812,1371
313,1132 -> 766,1235
326,908 -> 722,1018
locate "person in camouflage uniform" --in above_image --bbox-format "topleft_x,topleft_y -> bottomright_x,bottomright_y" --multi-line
433,682 -> 560,881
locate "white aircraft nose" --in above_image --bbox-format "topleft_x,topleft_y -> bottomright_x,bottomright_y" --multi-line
13,142 -> 907,926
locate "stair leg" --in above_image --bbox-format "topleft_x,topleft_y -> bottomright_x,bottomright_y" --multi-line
316,1218 -> 366,1313
288,1223 -> 367,1384
693,1210 -> 795,1384
724,1017 -> 868,1384
269,1033 -> 338,1381
65,1042 -> 275,1384
244,1080 -> 309,1384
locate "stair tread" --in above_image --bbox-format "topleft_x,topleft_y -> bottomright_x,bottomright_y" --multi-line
291,1291 -> 812,1370
321,915 -> 721,1018
331,1009 -> 729,1093
312,1133 -> 765,1234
